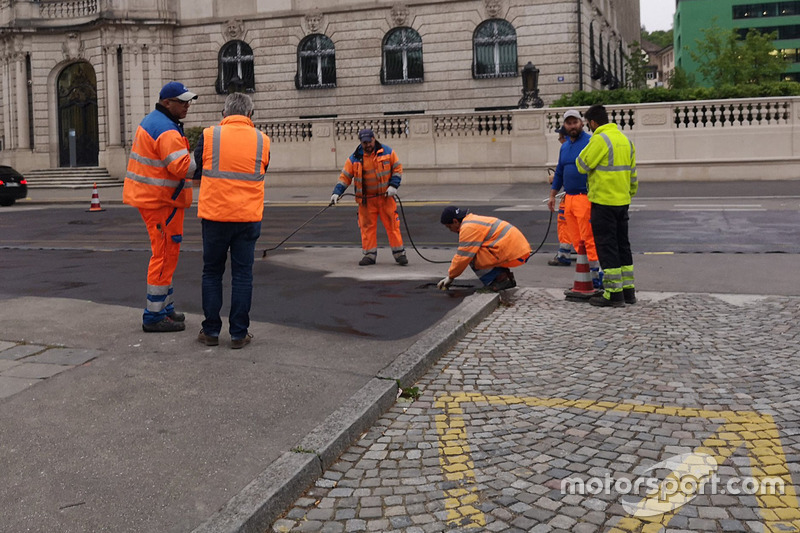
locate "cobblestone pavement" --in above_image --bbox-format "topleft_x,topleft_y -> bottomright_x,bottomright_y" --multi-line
271,288 -> 800,533
0,341 -> 100,398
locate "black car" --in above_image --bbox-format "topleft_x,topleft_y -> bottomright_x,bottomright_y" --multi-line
0,165 -> 27,206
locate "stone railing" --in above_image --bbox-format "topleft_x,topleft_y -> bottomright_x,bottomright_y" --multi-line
672,99 -> 792,128
256,121 -> 313,143
433,112 -> 513,137
38,0 -> 97,18
247,96 -> 800,185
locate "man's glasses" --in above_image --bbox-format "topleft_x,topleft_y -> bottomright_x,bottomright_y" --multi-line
168,99 -> 192,106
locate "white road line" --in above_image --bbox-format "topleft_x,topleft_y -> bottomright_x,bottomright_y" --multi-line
673,204 -> 763,208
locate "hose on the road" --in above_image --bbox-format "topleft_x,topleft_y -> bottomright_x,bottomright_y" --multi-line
261,192 -> 554,261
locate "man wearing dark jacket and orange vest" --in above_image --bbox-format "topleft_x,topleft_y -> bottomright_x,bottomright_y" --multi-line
123,81 -> 197,333
437,206 -> 532,292
329,128 -> 408,266
193,93 -> 270,349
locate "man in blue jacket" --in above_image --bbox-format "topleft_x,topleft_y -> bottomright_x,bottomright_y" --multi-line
547,109 -> 602,291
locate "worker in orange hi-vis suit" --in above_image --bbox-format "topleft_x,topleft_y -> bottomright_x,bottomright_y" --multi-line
436,206 -> 532,292
329,128 -> 408,266
123,81 -> 197,333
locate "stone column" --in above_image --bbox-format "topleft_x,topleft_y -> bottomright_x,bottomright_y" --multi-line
14,52 -> 29,149
2,57 -> 11,149
104,45 -> 121,146
147,43 -> 162,105
126,44 -> 146,130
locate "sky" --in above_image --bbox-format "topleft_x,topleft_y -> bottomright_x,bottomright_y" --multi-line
640,0 -> 676,32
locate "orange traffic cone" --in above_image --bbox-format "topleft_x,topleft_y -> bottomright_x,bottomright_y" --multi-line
86,183 -> 105,212
564,240 -> 599,302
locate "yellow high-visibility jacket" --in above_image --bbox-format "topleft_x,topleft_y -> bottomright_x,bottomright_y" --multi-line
576,123 -> 638,206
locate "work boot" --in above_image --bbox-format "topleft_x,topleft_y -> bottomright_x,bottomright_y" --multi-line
142,317 -> 186,333
359,255 -> 376,266
589,291 -> 625,308
167,310 -> 185,322
230,333 -> 253,350
487,271 -> 516,292
394,252 -> 409,266
547,255 -> 572,267
197,329 -> 219,346
623,287 -> 637,305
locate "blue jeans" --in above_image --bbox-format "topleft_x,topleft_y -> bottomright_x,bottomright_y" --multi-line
201,219 -> 261,340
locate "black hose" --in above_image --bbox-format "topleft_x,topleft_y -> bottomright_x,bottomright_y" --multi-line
261,191 -> 554,261
395,195 -> 450,264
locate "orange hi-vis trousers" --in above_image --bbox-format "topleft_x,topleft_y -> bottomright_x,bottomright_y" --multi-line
139,206 -> 184,324
564,193 -> 598,262
357,196 -> 404,257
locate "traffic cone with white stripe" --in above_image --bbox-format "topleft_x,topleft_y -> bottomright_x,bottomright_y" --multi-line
86,183 -> 105,212
564,240 -> 601,302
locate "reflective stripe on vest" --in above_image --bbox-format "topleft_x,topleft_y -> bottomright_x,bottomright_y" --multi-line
202,126 -> 265,182
595,133 -> 635,172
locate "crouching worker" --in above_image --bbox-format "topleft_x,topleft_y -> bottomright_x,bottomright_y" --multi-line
437,206 -> 532,292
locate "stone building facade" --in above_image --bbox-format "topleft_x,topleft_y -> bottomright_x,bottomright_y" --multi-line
0,0 -> 639,177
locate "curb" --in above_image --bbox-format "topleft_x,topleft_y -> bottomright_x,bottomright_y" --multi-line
191,292 -> 500,533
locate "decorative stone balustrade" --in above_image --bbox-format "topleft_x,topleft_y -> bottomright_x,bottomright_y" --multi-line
38,0 -> 97,19
248,96 -> 800,184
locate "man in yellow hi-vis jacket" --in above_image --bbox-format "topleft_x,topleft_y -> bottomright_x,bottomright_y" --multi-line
576,104 -> 638,307
437,206 -> 531,292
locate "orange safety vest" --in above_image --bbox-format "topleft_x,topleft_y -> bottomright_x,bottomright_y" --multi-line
198,115 -> 270,222
123,108 -> 195,209
448,214 -> 532,279
337,142 -> 402,201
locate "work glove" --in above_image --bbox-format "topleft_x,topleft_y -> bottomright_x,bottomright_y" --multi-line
386,186 -> 398,197
330,193 -> 340,206
437,276 -> 454,290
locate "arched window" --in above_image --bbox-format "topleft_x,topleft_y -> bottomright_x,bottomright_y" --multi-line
473,19 -> 517,78
297,34 -> 336,89
216,40 -> 255,94
590,22 -> 601,79
382,27 -> 423,84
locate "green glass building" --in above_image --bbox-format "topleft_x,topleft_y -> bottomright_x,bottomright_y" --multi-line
675,0 -> 800,84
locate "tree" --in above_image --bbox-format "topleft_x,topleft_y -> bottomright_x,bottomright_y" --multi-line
666,66 -> 695,89
641,27 -> 673,49
625,41 -> 650,89
689,22 -> 785,86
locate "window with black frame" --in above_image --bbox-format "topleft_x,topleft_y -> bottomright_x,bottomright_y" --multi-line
473,19 -> 518,78
216,40 -> 255,94
382,27 -> 423,84
297,34 -> 336,89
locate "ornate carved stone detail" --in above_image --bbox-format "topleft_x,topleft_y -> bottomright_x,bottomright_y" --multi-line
62,32 -> 84,61
147,26 -> 161,54
391,4 -> 409,27
484,0 -> 504,18
100,26 -> 117,48
305,10 -> 323,34
223,19 -> 244,41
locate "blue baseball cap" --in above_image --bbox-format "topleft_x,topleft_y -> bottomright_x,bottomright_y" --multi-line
159,81 -> 198,101
358,128 -> 375,142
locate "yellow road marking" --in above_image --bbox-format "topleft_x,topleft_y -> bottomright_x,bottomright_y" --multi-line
434,393 -> 800,531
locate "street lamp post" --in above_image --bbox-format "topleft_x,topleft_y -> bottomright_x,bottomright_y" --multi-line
518,61 -> 544,109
